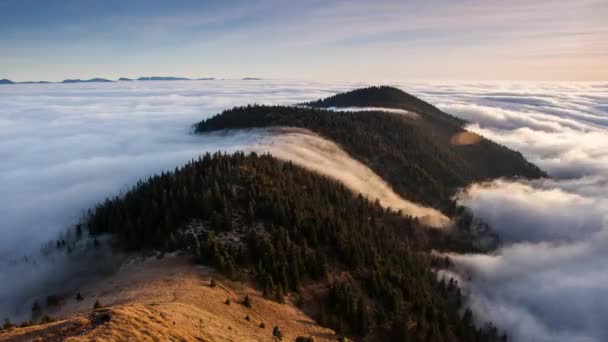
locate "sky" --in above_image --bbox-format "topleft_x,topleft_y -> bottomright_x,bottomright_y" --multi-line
1,0 -> 607,82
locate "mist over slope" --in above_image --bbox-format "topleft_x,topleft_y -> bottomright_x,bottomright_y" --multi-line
250,127 -> 449,227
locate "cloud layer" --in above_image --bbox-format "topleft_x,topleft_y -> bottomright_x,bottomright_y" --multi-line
0,80 -> 341,319
2,80 -> 607,341
0,80 -> 444,319
404,81 -> 608,342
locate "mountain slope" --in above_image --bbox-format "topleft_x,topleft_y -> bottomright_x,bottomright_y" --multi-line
195,86 -> 545,212
80,152 -> 502,341
0,255 -> 336,342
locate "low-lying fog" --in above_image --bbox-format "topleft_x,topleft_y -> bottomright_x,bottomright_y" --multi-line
1,80 -> 607,342
0,80 -> 347,319
0,80 -> 439,319
410,81 -> 608,342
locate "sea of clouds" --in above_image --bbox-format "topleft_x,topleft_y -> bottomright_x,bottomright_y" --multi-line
251,127 -> 449,227
0,81 -> 320,254
1,79 -> 444,319
406,81 -> 608,342
1,80 -> 607,341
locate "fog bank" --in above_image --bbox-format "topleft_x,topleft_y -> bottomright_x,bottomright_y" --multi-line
251,127 -> 449,227
0,80 -> 348,319
0,80 -> 442,320
3,80 -> 607,341
403,81 -> 608,342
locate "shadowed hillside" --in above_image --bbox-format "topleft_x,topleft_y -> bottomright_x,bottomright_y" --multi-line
195,86 -> 545,213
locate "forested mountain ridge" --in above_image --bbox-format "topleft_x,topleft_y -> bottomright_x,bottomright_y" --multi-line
306,85 -> 464,126
85,152 -> 504,341
195,86 -> 545,213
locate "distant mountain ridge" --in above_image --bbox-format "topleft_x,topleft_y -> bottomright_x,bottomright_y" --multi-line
0,76 -> 239,84
61,78 -> 113,83
136,76 -> 190,81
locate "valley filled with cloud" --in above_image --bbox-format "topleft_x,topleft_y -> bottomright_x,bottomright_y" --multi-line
1,80 -> 607,341
410,81 -> 608,342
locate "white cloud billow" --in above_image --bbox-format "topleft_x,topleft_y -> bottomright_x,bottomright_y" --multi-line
0,80 -> 349,319
403,81 -> 608,342
0,80 -> 446,319
2,79 -> 608,342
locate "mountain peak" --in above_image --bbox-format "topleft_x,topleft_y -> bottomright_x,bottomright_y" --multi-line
307,85 -> 464,125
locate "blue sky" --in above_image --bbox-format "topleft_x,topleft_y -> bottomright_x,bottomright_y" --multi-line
1,0 -> 606,81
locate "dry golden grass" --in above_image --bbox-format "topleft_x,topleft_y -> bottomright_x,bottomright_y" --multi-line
0,255 -> 336,341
